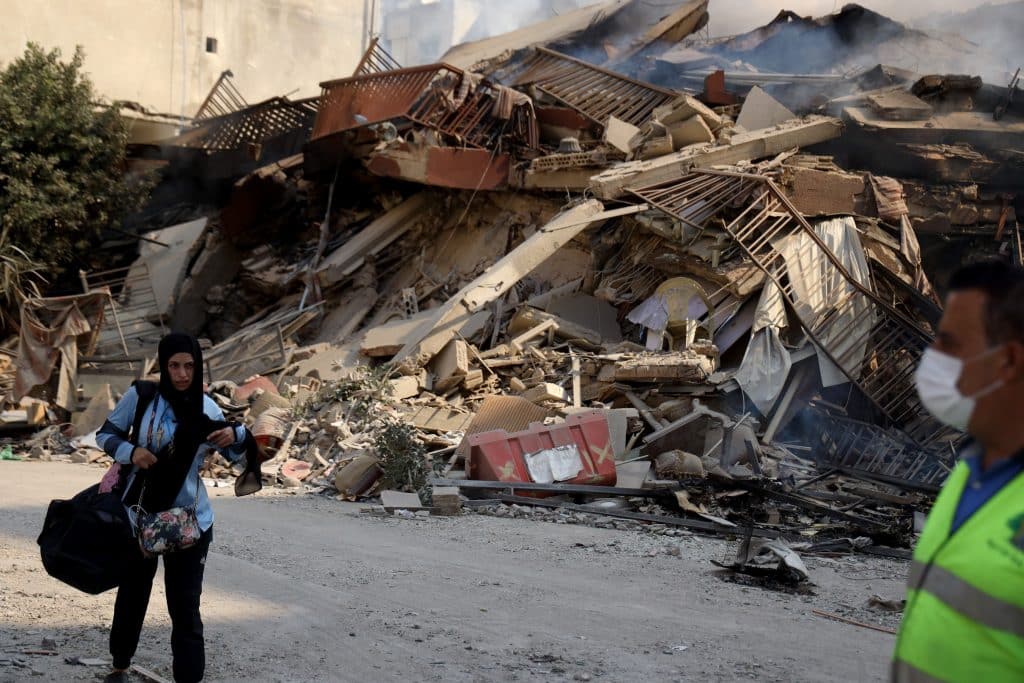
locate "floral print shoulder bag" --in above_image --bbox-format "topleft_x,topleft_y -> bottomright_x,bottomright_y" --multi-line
131,473 -> 201,557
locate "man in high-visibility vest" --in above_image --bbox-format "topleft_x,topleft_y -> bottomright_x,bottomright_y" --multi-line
893,260 -> 1024,682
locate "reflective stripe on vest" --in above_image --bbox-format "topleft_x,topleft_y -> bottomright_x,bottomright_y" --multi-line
891,659 -> 946,683
908,560 -> 1024,640
893,460 -> 1024,682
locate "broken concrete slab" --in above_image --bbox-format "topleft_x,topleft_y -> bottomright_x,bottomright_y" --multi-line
605,116 -> 641,155
393,200 -> 610,363
631,123 -> 674,160
381,490 -> 425,512
613,351 -> 716,382
314,287 -> 379,345
78,372 -> 136,401
72,384 -> 115,437
508,307 -> 599,347
651,93 -> 722,130
334,453 -> 383,499
317,194 -> 429,287
667,115 -> 715,149
410,406 -> 474,433
547,294 -> 624,345
508,295 -> 624,348
431,339 -> 470,393
367,145 -> 511,191
841,107 -> 1024,155
389,375 -> 420,400
281,341 -> 366,389
784,166 -> 867,216
431,486 -> 462,515
128,217 -> 208,318
866,90 -> 933,121
172,232 -> 243,335
587,116 -> 844,199
521,382 -> 571,404
363,309 -> 491,359
736,87 -> 796,132
362,314 -> 432,358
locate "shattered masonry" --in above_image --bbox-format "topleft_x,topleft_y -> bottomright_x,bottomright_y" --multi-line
8,1 -> 1023,568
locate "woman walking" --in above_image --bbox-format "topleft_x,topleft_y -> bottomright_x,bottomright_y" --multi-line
96,333 -> 253,683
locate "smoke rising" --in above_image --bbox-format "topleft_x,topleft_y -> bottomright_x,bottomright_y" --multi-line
705,1 -> 1021,83
708,0 -> 1004,37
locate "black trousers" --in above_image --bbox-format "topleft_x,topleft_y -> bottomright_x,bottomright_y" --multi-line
110,527 -> 212,683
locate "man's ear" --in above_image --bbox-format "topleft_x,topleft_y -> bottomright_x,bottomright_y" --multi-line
1003,340 -> 1024,382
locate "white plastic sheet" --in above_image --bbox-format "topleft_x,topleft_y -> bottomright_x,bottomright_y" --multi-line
525,445 -> 584,484
734,281 -> 792,413
780,217 -> 874,387
736,217 -> 876,410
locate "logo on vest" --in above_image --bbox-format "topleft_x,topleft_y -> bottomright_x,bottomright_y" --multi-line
1007,512 -> 1024,551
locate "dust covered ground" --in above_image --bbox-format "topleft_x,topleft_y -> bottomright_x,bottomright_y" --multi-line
1,461 -> 905,682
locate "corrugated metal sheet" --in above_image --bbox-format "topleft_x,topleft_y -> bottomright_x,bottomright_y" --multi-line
455,395 -> 550,460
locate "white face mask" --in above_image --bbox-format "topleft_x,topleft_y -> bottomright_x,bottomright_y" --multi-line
915,346 -> 1005,432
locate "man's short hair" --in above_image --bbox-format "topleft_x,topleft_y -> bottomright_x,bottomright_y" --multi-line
948,261 -> 1024,344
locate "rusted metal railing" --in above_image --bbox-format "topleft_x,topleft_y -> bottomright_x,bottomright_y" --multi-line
630,170 -> 954,448
312,64 -> 538,150
194,70 -> 248,121
170,97 -> 319,152
511,47 -> 678,128
352,36 -> 402,77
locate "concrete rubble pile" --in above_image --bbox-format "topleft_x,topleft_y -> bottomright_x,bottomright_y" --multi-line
4,2 -> 1021,564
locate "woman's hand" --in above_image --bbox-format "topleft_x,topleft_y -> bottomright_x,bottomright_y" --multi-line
131,447 -> 158,469
206,427 -> 236,449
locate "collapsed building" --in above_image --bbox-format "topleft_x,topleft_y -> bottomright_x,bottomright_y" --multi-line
6,2 -> 1022,567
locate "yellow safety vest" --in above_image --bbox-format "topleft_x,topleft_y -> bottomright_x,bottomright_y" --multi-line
892,461 -> 1024,682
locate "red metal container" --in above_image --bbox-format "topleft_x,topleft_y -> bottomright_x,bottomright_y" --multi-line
467,412 -> 616,496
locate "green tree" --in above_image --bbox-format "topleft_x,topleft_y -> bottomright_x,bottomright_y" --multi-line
0,43 -> 150,290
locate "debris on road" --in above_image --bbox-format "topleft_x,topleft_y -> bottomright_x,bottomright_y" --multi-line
3,2 -> 1021,574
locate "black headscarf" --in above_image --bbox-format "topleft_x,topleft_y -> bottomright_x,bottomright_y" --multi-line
131,332 -> 266,509
158,333 -> 207,458
135,333 -> 210,511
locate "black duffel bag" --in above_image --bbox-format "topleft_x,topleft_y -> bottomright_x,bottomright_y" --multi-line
37,483 -> 138,594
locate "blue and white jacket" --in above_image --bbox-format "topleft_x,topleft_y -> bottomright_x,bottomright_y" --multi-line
96,385 -> 247,532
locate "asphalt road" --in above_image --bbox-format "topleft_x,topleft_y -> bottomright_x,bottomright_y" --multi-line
0,461 -> 906,682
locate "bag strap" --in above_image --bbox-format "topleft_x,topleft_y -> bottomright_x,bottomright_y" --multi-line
118,380 -> 160,491
134,445 -> 203,517
129,380 -> 158,444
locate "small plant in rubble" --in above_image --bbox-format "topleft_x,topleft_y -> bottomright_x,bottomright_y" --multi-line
300,364 -> 395,424
374,420 -> 432,502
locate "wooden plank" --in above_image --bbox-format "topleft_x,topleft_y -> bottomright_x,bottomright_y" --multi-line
571,352 -> 582,408
131,665 -> 173,683
509,307 -> 603,346
510,319 -> 558,351
811,609 -> 898,635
